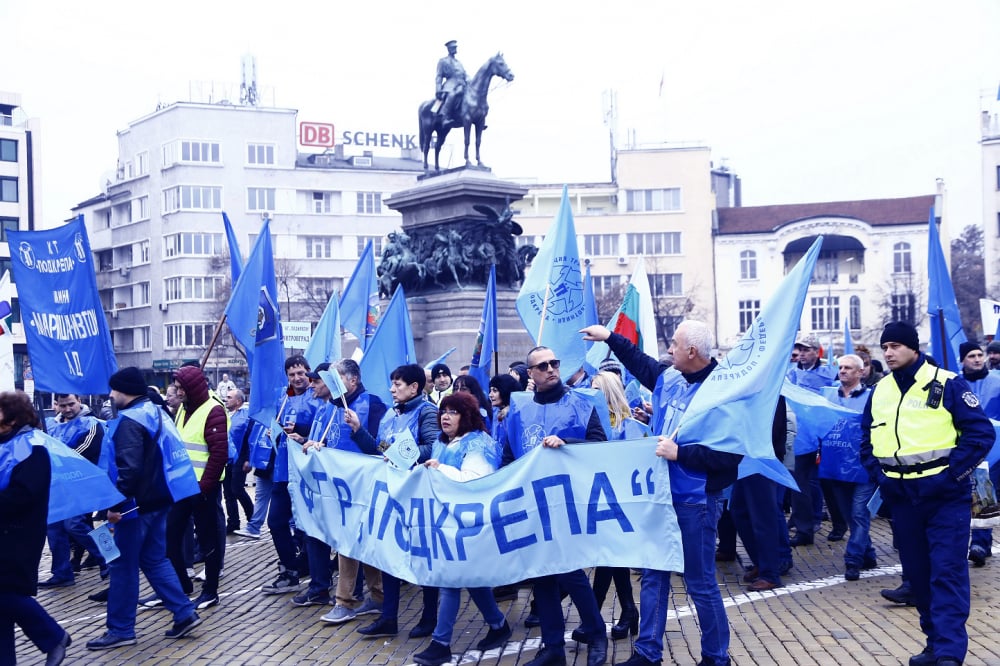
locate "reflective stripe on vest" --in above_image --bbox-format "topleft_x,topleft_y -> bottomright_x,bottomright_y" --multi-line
175,399 -> 228,481
870,362 -> 958,479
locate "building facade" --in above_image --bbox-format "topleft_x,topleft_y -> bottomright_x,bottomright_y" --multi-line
0,91 -> 43,389
74,101 -> 423,383
982,110 -> 1000,300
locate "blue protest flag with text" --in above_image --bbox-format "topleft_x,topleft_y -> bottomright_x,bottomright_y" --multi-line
516,186 -> 588,379
8,216 -> 117,394
31,429 -> 126,523
221,212 -> 244,285
225,219 -> 286,425
359,286 -> 416,406
927,207 -> 966,370
305,290 -> 342,370
676,237 -> 825,490
468,264 -> 498,390
340,240 -> 380,352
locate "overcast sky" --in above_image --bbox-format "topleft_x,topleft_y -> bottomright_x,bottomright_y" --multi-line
4,0 -> 1000,234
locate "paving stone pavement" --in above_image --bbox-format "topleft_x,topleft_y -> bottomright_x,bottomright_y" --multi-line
15,515 -> 1000,665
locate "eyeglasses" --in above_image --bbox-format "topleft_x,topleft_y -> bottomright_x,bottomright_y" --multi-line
528,359 -> 561,372
440,409 -> 460,416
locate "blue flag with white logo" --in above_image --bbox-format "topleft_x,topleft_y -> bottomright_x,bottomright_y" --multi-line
468,264 -> 498,390
221,212 -> 244,285
305,290 -> 342,370
516,186 -> 588,379
927,206 -> 966,371
359,286 -> 416,406
225,219 -> 285,426
7,216 -> 117,394
341,240 -> 380,352
675,237 -> 825,490
31,429 -> 126,523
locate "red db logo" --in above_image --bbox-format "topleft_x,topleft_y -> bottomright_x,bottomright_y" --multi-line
299,122 -> 335,148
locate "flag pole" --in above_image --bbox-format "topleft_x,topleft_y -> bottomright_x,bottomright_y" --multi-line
537,284 -> 552,344
937,307 -> 950,370
200,313 -> 229,370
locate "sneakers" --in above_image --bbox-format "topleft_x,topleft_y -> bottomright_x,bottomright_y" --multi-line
321,604 -> 359,624
844,567 -> 860,581
234,528 -> 261,539
164,612 -> 202,639
86,632 -> 137,650
355,597 -> 382,616
192,592 -> 220,610
357,617 -> 398,637
414,640 -> 452,666
138,593 -> 162,608
262,570 -> 302,595
292,589 -> 331,607
969,545 -> 988,567
476,620 -> 512,651
38,577 -> 75,588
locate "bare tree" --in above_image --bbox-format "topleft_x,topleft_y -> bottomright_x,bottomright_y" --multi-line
869,272 -> 927,341
274,257 -> 302,321
950,224 -> 985,339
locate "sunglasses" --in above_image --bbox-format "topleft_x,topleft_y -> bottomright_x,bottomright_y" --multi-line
529,359 -> 561,372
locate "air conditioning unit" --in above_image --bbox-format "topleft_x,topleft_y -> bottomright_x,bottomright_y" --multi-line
110,310 -> 118,319
617,256 -> 629,266
352,156 -> 372,167
119,266 -> 130,277
159,303 -> 169,312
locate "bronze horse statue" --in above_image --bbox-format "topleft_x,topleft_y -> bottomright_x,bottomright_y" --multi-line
418,53 -> 514,172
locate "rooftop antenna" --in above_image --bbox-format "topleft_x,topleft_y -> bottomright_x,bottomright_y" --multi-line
240,54 -> 258,106
602,89 -> 618,183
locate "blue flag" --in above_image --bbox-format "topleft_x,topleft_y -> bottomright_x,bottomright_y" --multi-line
221,212 -> 244,284
424,347 -> 457,370
516,186 -> 588,379
927,207 -> 966,370
341,240 -> 380,352
29,429 -> 125,523
8,215 -> 117,394
842,316 -> 854,356
305,290 -> 342,370
359,286 -> 416,406
468,264 -> 498,390
225,219 -> 286,425
319,369 -> 348,401
675,236 -> 825,490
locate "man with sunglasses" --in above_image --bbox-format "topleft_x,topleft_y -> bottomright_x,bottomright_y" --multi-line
499,346 -> 608,666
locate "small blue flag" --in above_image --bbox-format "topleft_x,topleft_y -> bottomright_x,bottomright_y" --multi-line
34,430 -> 126,523
341,240 -> 380,352
468,264 -> 498,389
424,347 -> 457,371
225,219 -> 286,425
926,207 -> 966,370
842,315 -> 854,356
516,186 -> 588,379
359,286 -> 416,406
319,369 -> 348,401
305,290 -> 342,370
221,212 -> 244,285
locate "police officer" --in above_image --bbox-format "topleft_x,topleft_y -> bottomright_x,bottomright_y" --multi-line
860,322 -> 994,666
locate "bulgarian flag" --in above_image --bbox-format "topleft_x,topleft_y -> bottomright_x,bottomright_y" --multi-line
586,256 -> 659,368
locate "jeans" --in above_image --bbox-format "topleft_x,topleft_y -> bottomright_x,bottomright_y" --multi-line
268,482 -> 299,572
827,480 -> 877,568
0,592 -> 64,663
791,453 -> 818,538
731,474 -> 783,584
432,587 -> 505,646
222,462 -> 254,530
636,498 -> 729,666
305,536 -> 335,595
47,513 -> 105,580
246,472 -> 273,534
166,489 -> 223,596
970,463 -> 1000,553
381,572 -> 438,624
821,479 -> 849,534
534,569 -> 604,648
106,509 -> 196,638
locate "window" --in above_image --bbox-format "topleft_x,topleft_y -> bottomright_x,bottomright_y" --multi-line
248,143 -> 275,165
301,277 -> 341,298
305,236 -> 332,259
627,232 -> 681,255
312,191 -> 332,214
163,233 -> 223,258
0,177 -> 16,202
357,236 -> 384,257
592,275 -> 619,297
740,250 -> 757,280
131,196 -> 149,222
661,315 -> 684,341
0,139 -> 15,162
164,276 -> 220,302
136,240 -> 149,264
996,165 -> 1000,191
0,217 -> 18,241
162,185 -> 222,213
625,188 -> 681,212
357,192 -> 382,214
892,242 -> 911,274
849,295 -> 861,330
738,300 -> 760,333
648,273 -> 682,297
247,187 -> 275,212
584,234 -> 619,257
137,326 -> 151,351
165,323 -> 215,349
138,282 -> 150,305
891,293 -> 916,325
0,260 -> 11,283
181,140 -> 220,163
135,151 -> 148,176
810,296 -> 840,331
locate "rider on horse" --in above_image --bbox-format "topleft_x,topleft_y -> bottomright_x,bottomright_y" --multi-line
435,40 -> 467,130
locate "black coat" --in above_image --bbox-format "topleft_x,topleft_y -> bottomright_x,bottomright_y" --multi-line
0,437 -> 51,596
